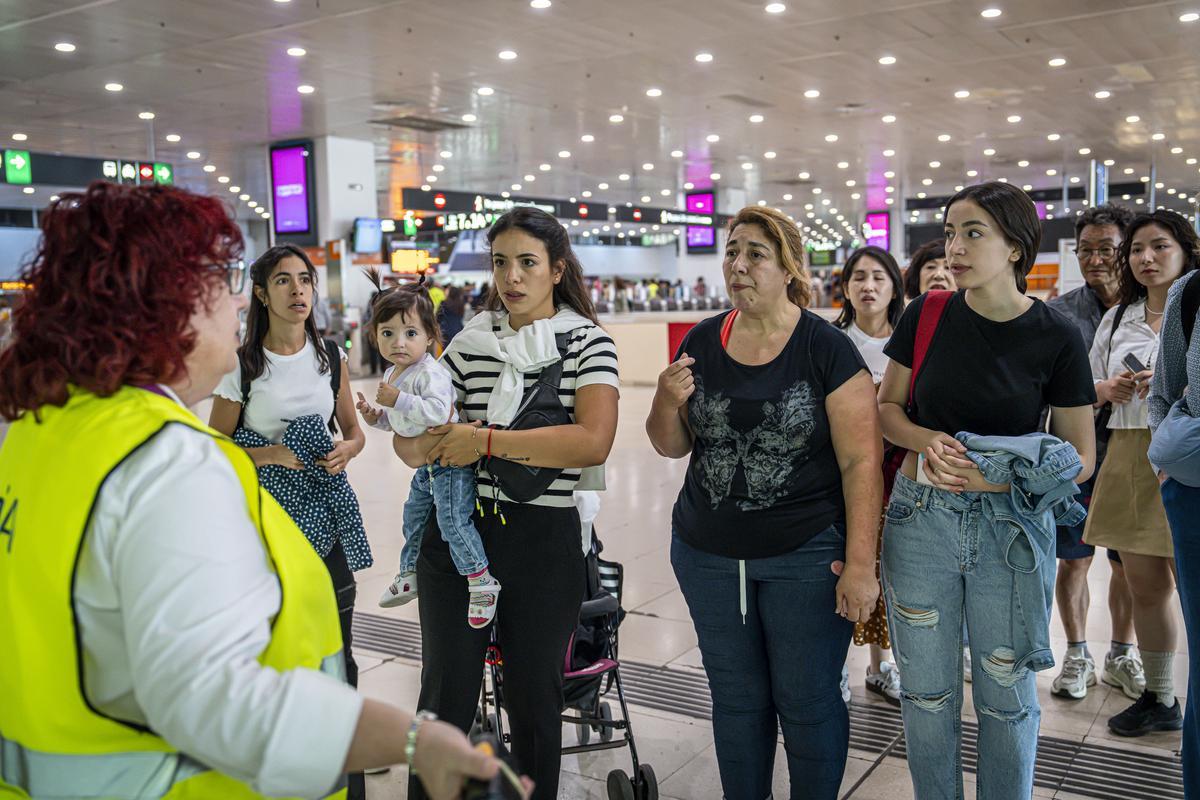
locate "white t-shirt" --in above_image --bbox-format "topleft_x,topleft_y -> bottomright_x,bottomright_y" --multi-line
842,322 -> 891,384
214,340 -> 346,442
1090,299 -> 1160,429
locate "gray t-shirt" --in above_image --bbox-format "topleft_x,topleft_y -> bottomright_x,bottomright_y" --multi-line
1048,285 -> 1107,352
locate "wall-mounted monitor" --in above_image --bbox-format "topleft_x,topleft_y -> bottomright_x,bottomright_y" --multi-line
352,217 -> 382,254
863,211 -> 890,251
685,190 -> 717,254
269,141 -> 317,246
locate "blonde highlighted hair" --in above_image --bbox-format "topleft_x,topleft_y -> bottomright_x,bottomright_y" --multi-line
726,206 -> 813,308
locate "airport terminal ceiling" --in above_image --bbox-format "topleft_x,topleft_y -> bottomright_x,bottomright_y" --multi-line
1,0 -> 1199,231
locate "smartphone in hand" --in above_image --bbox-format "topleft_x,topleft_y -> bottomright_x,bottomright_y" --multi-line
1122,352 -> 1148,375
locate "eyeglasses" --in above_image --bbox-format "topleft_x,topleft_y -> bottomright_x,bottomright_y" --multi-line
1073,247 -> 1117,260
210,260 -> 247,294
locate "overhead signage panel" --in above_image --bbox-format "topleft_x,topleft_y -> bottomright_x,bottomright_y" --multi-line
0,151 -> 174,187
401,188 -> 608,222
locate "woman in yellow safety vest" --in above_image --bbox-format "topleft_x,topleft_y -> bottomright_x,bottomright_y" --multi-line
0,182 -> 508,800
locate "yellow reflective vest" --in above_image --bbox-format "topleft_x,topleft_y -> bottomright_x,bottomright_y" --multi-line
0,386 -> 348,799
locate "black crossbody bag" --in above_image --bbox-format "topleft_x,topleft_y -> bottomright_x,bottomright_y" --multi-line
484,333 -> 572,503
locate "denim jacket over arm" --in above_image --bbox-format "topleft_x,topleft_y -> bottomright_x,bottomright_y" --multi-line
953,431 -> 1085,672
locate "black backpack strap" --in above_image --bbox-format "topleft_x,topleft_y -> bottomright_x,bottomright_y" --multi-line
324,338 -> 341,434
1183,273 -> 1200,347
236,354 -> 251,431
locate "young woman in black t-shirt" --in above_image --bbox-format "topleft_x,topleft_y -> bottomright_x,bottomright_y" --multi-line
877,182 -> 1096,800
647,206 -> 882,800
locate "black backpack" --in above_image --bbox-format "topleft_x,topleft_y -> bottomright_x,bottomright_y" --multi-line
1183,271 -> 1200,347
238,338 -> 341,434
483,333 -> 572,503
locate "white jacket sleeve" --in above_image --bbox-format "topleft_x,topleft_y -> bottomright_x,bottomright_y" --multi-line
90,427 -> 362,799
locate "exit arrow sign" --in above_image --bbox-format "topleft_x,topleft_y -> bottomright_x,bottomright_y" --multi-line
4,150 -> 31,184
153,163 -> 173,185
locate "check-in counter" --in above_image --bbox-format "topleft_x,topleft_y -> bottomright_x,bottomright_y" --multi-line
600,307 -> 840,386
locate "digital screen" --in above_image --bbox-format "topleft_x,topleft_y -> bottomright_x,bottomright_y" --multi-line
687,192 -> 715,214
270,145 -> 311,234
687,226 -> 715,248
864,211 -> 890,250
809,249 -> 834,267
353,218 -> 382,253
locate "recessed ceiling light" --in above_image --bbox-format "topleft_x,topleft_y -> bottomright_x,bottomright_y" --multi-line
938,133 -> 952,142
229,185 -> 240,193
851,192 -> 862,200
884,170 -> 895,178
50,194 -> 59,201
749,114 -> 764,123
557,150 -> 571,158
539,163 -> 551,171
1094,90 -> 1111,99
11,133 -> 26,141
138,111 -> 155,120
984,147 -> 996,156
421,184 -> 432,191
998,178 -> 1008,183
1070,176 -> 1081,184
432,164 -> 445,172
511,183 -> 522,191
1048,57 -> 1067,67
104,82 -> 123,92
440,150 -> 453,159
845,179 -> 856,187
598,182 -> 609,189
646,87 -> 662,97
660,189 -> 672,196
22,187 -> 34,195
695,52 -> 713,63
922,178 -> 933,186
886,198 -> 894,205
710,172 -> 721,180
981,7 -> 1002,18
609,114 -> 624,123
706,133 -> 720,142
239,193 -> 250,201
580,134 -> 595,144
248,201 -> 258,208
1018,160 -> 1030,167
783,193 -> 793,201
825,133 -> 838,142
1104,159 -> 1115,166
54,42 -> 76,52
1079,147 -> 1092,155
1181,11 -> 1199,21
203,164 -> 216,172
804,89 -> 820,98
1046,168 -> 1057,176
878,55 -> 897,65
619,173 -> 630,181
954,90 -> 970,99
1189,158 -> 1199,165
882,149 -> 895,157
881,114 -> 897,124
1007,114 -> 1022,123
798,171 -> 811,179
929,160 -> 941,168
765,2 -> 786,12
531,0 -> 551,7
967,169 -> 979,177
217,176 -> 230,184
297,84 -> 315,94
498,50 -> 518,60
837,161 -> 849,169
917,191 -> 927,198
642,162 -> 655,171
1152,132 -> 1166,140
523,174 -> 535,182
165,133 -> 181,143
1047,133 -> 1061,141
742,162 -> 754,170
764,150 -> 777,159
462,113 -> 477,122
1124,167 -> 1135,174
287,46 -> 306,57
1023,184 -> 1033,191
683,181 -> 694,190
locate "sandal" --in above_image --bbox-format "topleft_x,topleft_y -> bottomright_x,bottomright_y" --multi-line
468,579 -> 501,628
378,572 -> 418,608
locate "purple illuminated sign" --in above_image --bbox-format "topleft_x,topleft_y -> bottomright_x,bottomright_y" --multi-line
687,226 -> 716,248
864,211 -> 890,250
270,144 -> 311,235
687,192 -> 715,214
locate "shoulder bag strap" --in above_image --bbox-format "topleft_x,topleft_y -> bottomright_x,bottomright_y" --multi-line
1182,273 -> 1200,347
1103,303 -> 1128,376
907,290 -> 953,406
324,338 -> 341,434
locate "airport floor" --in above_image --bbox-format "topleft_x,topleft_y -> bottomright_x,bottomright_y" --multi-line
335,379 -> 1189,800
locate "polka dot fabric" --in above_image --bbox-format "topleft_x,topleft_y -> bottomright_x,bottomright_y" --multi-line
234,414 -> 373,571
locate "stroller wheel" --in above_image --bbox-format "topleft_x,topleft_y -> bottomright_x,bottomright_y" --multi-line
637,764 -> 659,800
576,719 -> 592,746
599,702 -> 614,743
606,769 -> 635,800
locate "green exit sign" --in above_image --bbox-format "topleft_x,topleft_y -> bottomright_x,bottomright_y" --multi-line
4,150 -> 31,185
153,163 -> 173,185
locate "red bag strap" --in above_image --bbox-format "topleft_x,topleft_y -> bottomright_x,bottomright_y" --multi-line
719,309 -> 739,350
908,290 -> 952,400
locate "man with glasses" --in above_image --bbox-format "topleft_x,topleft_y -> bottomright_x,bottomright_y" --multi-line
1047,203 -> 1142,701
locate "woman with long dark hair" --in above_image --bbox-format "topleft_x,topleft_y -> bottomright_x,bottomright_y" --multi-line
209,243 -> 371,799
878,182 -> 1096,798
1086,210 -> 1199,737
392,207 -> 620,800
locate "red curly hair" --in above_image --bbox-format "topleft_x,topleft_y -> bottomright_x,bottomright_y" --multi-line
0,181 -> 243,420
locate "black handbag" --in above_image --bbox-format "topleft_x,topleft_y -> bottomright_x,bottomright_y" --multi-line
484,333 -> 572,503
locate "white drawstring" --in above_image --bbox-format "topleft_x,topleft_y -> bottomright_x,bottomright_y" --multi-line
739,559 -> 747,625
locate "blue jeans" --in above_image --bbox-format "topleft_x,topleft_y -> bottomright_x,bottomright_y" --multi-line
882,475 -> 1042,800
1163,478 -> 1200,795
671,526 -> 853,800
401,463 -> 487,577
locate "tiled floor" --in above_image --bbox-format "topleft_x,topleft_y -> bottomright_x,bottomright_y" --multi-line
239,380 -> 1190,799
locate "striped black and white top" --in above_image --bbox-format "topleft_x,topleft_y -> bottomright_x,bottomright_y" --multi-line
441,315 -> 620,507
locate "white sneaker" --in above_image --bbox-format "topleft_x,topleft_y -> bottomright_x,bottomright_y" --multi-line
865,662 -> 901,706
1103,651 -> 1147,701
840,664 -> 851,705
1051,651 -> 1097,700
378,572 -> 418,608
963,648 -> 973,683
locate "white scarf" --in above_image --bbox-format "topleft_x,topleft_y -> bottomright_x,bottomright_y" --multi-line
448,307 -> 593,427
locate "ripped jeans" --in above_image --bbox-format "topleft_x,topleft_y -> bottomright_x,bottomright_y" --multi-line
882,475 -> 1042,800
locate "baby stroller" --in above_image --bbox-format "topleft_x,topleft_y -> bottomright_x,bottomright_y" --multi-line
476,531 -> 659,799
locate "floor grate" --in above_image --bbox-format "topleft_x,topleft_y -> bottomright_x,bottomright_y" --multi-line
353,612 -> 1183,799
